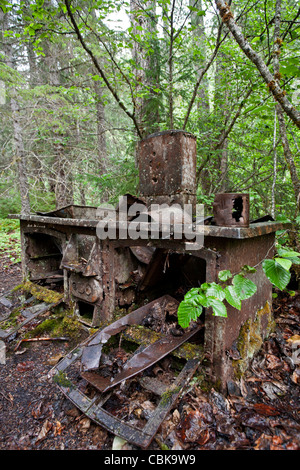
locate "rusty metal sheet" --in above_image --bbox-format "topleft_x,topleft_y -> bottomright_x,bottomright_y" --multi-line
102,324 -> 200,392
36,204 -> 98,220
130,246 -> 155,264
81,295 -> 178,371
9,213 -> 290,239
138,248 -> 167,292
137,130 -> 197,201
82,324 -> 200,393
213,193 -> 250,227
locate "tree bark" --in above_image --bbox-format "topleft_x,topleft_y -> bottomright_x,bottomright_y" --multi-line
1,10 -> 30,215
10,96 -> 31,215
130,0 -> 160,137
53,136 -> 74,209
189,0 -> 210,112
183,20 -> 224,129
272,0 -> 300,209
215,0 -> 300,130
271,108 -> 277,218
93,78 -> 107,174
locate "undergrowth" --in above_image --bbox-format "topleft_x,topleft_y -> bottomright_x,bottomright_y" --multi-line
0,219 -> 21,264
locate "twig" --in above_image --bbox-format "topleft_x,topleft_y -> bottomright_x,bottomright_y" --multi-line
0,389 -> 13,406
14,337 -> 68,352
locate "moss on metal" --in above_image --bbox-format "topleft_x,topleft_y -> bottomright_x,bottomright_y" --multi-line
21,281 -> 63,304
233,301 -> 275,379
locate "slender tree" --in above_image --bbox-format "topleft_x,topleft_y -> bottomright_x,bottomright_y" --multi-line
1,9 -> 30,215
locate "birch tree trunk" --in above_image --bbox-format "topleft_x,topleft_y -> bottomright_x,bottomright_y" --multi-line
215,0 -> 300,130
273,0 -> 300,209
190,0 -> 210,112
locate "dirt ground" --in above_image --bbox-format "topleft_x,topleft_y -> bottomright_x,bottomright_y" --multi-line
0,254 -> 299,451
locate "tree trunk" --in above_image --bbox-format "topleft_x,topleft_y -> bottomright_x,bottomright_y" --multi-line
53,137 -> 74,209
93,79 -> 107,173
215,0 -> 300,130
1,10 -> 30,215
190,0 -> 210,112
130,0 -> 160,137
271,108 -> 277,218
273,0 -> 300,209
10,95 -> 31,215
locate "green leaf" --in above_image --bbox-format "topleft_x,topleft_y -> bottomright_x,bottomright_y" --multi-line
218,270 -> 232,281
277,248 -> 300,258
206,298 -> 227,317
184,288 -> 200,300
224,285 -> 242,310
241,265 -> 257,273
205,282 -> 225,301
232,274 -> 257,300
276,248 -> 300,264
177,301 -> 202,329
275,257 -> 292,271
262,259 -> 291,290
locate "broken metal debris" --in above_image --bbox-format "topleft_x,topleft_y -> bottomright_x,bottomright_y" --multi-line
80,296 -> 201,393
0,283 -> 63,341
47,294 -> 203,448
80,295 -> 193,372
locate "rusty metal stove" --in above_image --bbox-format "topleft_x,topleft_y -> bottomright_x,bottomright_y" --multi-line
9,130 -> 289,393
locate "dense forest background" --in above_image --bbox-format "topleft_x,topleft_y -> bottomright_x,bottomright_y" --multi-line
0,0 -> 299,230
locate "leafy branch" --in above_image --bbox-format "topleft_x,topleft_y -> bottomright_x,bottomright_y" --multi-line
177,248 -> 300,329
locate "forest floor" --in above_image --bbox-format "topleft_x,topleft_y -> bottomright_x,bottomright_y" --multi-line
0,247 -> 299,451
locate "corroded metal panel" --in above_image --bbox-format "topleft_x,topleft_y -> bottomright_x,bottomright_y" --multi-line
213,193 -> 250,227
70,273 -> 103,304
137,130 -> 197,207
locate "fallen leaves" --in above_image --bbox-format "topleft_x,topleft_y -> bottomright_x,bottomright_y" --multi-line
16,360 -> 35,372
176,406 -> 213,445
35,419 -> 65,444
252,403 -> 280,417
35,419 -> 52,444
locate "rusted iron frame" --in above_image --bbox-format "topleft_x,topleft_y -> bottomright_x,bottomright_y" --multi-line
213,193 -> 250,227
